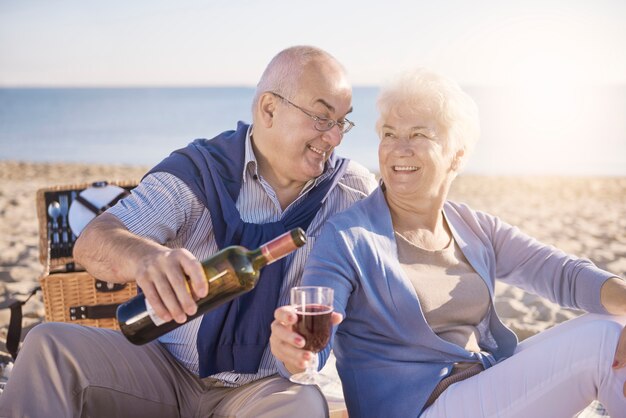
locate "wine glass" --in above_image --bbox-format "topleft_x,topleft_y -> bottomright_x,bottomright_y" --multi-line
289,286 -> 334,385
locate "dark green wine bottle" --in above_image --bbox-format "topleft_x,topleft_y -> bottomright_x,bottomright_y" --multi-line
117,228 -> 307,345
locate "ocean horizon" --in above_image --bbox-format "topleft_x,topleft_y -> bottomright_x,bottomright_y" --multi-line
1,85 -> 625,176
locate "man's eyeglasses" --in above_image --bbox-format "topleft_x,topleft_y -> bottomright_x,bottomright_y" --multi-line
270,92 -> 355,135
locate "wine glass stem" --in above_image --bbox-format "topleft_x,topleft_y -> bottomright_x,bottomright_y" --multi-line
306,353 -> 319,375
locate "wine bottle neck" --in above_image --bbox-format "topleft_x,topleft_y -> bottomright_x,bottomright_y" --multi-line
249,249 -> 268,271
252,229 -> 306,269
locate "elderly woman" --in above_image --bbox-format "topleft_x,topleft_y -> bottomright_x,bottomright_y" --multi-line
270,68 -> 626,417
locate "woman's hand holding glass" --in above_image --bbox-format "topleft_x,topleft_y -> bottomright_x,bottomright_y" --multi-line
270,286 -> 343,385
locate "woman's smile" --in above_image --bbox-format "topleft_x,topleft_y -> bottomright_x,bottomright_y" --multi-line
393,165 -> 420,172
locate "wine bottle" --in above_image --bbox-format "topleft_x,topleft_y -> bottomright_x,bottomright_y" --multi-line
117,228 -> 307,345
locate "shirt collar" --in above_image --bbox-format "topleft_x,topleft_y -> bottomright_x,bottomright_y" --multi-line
242,124 -> 259,182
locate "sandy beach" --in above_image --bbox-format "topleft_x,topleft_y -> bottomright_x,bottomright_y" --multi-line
1,160 -> 625,348
1,161 -> 625,414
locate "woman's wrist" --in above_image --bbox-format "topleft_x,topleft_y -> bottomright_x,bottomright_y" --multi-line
600,277 -> 626,315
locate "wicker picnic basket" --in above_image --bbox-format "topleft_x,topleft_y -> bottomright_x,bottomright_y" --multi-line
36,180 -> 138,330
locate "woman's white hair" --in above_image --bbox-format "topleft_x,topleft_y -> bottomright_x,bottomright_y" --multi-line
252,45 -> 344,113
376,68 -> 480,171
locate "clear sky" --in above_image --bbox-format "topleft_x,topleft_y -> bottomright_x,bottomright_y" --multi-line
1,0 -> 625,87
1,0 -> 625,175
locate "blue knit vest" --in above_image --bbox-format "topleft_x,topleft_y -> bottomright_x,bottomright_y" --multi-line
147,122 -> 348,376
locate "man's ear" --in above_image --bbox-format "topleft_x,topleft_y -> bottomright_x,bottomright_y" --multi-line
257,92 -> 277,128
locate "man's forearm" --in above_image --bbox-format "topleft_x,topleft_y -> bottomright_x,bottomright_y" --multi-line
73,212 -> 165,283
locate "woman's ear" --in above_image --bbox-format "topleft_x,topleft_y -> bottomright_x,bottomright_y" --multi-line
257,92 -> 277,128
451,149 -> 465,171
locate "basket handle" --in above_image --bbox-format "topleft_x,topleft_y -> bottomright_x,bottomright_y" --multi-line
2,286 -> 41,360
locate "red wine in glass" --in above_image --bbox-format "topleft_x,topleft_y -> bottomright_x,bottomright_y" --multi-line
289,286 -> 334,385
293,303 -> 333,352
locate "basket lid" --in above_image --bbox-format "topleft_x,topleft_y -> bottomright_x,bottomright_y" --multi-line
68,184 -> 127,236
37,180 -> 137,270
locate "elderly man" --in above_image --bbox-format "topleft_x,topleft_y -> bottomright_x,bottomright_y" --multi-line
0,46 -> 376,418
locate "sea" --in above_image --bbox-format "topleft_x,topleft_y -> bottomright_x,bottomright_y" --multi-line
1,86 -> 625,176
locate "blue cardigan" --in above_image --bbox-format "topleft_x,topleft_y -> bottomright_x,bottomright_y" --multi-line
298,187 -> 612,418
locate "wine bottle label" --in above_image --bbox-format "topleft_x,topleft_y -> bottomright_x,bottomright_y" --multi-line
262,230 -> 301,264
145,299 -> 167,327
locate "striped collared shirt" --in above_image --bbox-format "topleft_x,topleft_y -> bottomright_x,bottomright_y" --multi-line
108,126 -> 377,386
